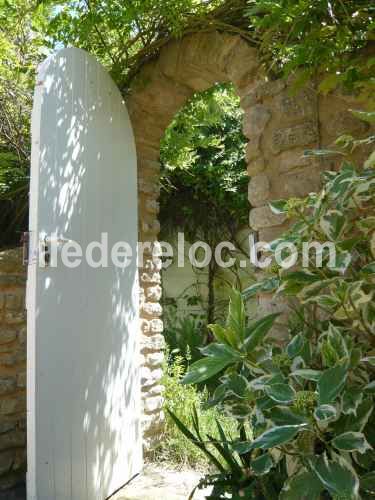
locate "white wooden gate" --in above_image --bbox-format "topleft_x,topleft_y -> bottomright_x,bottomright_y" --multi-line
27,48 -> 142,500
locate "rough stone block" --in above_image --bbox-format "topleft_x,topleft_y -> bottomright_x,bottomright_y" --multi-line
141,301 -> 162,318
241,79 -> 285,108
150,319 -> 163,334
275,88 -> 317,124
144,352 -> 164,369
0,249 -> 25,276
0,398 -> 18,415
0,451 -> 14,476
247,158 -> 265,176
0,329 -> 17,345
143,396 -> 164,415
0,377 -> 16,395
4,311 -> 25,326
140,271 -> 161,285
141,334 -> 165,353
245,135 -> 261,162
249,206 -> 287,231
243,104 -> 271,138
16,372 -> 26,389
248,174 -> 270,207
145,285 -> 162,302
140,367 -> 163,388
0,430 -> 26,451
272,122 -> 318,154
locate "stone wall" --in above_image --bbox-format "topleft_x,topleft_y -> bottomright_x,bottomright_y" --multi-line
0,249 -> 27,489
127,30 -> 372,439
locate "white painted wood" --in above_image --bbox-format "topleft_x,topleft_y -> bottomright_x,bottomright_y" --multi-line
27,47 -> 142,500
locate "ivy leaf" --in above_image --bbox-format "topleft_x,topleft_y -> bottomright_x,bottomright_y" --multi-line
332,432 -> 372,454
280,469 -> 323,500
314,404 -> 338,425
342,389 -> 363,416
250,452 -> 274,475
242,277 -> 280,299
269,407 -> 308,426
269,199 -> 288,214
290,369 -> 322,382
320,209 -> 347,241
349,109 -> 375,124
308,454 -> 360,498
361,356 -> 375,367
265,384 -> 296,404
318,361 -> 348,405
286,334 -> 304,359
249,424 -> 306,450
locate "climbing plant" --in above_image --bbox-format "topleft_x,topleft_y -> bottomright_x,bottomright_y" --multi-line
160,82 -> 250,324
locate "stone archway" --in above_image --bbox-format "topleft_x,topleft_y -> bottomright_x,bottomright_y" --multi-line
126,30 -> 348,445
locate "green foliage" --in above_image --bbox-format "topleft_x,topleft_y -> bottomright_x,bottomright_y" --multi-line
42,0 -> 231,88
156,354 -> 237,468
0,0 -> 50,247
163,310 -> 207,366
160,83 -> 248,243
170,141 -> 375,497
247,0 -> 375,98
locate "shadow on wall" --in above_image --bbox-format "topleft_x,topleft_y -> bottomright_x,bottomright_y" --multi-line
29,48 -> 141,499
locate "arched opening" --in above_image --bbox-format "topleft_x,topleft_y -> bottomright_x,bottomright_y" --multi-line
159,82 -> 254,362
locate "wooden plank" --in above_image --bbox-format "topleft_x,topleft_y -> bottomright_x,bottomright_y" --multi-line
28,47 -> 142,500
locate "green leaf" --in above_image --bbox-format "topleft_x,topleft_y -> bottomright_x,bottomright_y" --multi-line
280,469 -> 323,500
269,199 -> 288,214
318,361 -> 348,405
265,383 -> 296,404
226,289 -> 246,345
361,356 -> 375,367
320,209 -> 347,241
361,471 -> 375,494
182,355 -> 235,385
244,313 -> 279,352
332,432 -> 372,454
242,277 -> 279,299
303,148 -> 343,157
342,389 -> 363,416
208,324 -> 228,344
200,343 -> 241,361
250,453 -> 274,476
166,409 -> 225,473
268,407 -> 308,426
291,369 -> 321,382
286,334 -> 304,358
361,262 -> 375,275
314,404 -> 337,425
364,380 -> 375,394
349,109 -> 375,124
250,424 -> 306,450
308,454 -> 359,498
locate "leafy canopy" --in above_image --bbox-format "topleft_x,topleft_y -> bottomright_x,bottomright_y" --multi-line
160,83 -> 248,243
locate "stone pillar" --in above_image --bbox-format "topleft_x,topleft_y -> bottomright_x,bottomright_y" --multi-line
0,249 -> 27,490
240,80 -> 324,334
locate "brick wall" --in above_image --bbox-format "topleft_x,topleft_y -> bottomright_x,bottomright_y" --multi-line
0,249 -> 27,490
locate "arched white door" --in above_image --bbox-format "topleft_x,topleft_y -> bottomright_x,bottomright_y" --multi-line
27,48 -> 142,500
